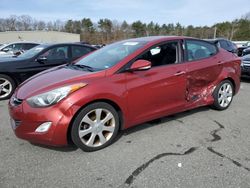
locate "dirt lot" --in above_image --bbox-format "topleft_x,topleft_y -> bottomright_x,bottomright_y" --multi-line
0,79 -> 250,188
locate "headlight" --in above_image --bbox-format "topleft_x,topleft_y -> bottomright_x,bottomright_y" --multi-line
27,83 -> 87,107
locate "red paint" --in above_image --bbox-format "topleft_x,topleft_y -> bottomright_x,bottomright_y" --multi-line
8,36 -> 241,146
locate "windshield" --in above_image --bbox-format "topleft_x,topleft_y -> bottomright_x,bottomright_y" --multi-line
75,40 -> 147,70
18,45 -> 47,58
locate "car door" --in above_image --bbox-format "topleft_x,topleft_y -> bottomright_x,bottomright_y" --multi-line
125,40 -> 187,125
184,39 -> 222,104
20,45 -> 70,80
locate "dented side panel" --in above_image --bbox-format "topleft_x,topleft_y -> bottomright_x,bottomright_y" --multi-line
185,54 -> 222,105
185,50 -> 241,108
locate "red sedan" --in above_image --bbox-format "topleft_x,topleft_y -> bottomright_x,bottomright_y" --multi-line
9,36 -> 241,151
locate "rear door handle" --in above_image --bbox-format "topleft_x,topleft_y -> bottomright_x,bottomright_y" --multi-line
174,71 -> 186,76
218,61 -> 224,65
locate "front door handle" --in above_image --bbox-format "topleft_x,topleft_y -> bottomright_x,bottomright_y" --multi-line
218,61 -> 224,65
174,71 -> 186,76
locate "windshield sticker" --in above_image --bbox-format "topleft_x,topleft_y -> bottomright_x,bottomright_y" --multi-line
150,47 -> 161,56
123,42 -> 139,46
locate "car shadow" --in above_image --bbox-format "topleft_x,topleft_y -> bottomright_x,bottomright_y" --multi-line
30,106 -> 210,152
118,106 -> 210,137
30,143 -> 78,152
241,76 -> 250,83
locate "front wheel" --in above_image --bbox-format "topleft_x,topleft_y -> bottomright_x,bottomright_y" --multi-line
212,80 -> 234,110
71,102 -> 120,152
0,74 -> 16,100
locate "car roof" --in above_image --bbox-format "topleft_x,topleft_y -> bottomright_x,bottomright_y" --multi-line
37,43 -> 97,49
5,41 -> 40,45
123,36 -> 192,42
116,36 -> 200,46
0,41 -> 40,49
205,38 -> 231,42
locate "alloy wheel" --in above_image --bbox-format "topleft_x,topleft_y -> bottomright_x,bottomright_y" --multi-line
0,78 -> 12,99
78,108 -> 116,147
217,82 -> 233,108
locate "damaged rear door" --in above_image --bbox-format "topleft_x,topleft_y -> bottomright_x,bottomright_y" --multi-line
184,39 -> 222,105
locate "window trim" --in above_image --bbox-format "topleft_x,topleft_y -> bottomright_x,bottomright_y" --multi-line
183,39 -> 218,63
70,44 -> 94,59
37,45 -> 70,60
117,40 -> 183,73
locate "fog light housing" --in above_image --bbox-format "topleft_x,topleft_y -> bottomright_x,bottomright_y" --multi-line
35,122 -> 52,133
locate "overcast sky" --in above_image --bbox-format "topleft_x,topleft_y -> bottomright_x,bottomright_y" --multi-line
0,0 -> 249,26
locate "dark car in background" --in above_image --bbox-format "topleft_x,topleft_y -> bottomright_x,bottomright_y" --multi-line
0,43 -> 96,100
241,54 -> 250,76
237,41 -> 250,56
206,38 -> 238,55
0,42 -> 40,57
242,47 -> 250,56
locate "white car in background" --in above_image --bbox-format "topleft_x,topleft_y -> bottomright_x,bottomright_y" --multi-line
0,42 -> 39,57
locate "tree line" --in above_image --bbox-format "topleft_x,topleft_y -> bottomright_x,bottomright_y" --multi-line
0,14 -> 250,44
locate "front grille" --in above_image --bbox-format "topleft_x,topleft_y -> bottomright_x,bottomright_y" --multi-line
14,120 -> 21,127
243,65 -> 250,70
10,118 -> 21,129
11,97 -> 23,106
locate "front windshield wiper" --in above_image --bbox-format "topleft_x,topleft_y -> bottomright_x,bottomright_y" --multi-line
67,64 -> 95,72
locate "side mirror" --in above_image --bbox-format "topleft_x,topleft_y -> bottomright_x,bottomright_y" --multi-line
130,60 -> 151,71
2,48 -> 10,52
36,56 -> 47,64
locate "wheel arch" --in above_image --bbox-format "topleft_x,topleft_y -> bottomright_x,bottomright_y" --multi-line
66,98 -> 124,145
216,76 -> 236,96
225,77 -> 236,95
0,72 -> 20,86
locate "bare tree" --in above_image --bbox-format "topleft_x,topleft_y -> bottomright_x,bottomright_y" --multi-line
19,15 -> 32,30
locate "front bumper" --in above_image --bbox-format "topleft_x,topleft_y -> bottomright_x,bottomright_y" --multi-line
241,65 -> 250,76
241,60 -> 250,76
8,96 -> 76,146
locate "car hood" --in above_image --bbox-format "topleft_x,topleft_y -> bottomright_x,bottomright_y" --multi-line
242,54 -> 250,61
16,66 -> 106,99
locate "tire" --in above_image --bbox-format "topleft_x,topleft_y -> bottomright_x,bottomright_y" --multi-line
212,80 -> 234,110
71,102 -> 120,152
0,74 -> 16,100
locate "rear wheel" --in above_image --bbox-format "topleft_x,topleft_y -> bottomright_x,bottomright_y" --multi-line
0,74 -> 16,100
71,102 -> 120,152
212,80 -> 234,110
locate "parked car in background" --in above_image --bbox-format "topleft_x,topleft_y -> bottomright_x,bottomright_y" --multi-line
241,54 -> 250,76
0,43 -> 96,100
8,36 -> 241,152
237,41 -> 250,56
92,44 -> 106,49
242,47 -> 250,56
0,42 -> 40,57
205,38 -> 238,55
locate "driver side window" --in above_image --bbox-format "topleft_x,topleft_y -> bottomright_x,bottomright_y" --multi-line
137,41 -> 179,67
40,46 -> 69,60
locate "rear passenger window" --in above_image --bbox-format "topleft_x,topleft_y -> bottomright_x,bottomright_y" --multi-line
186,40 -> 217,61
72,46 -> 93,59
219,40 -> 229,50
